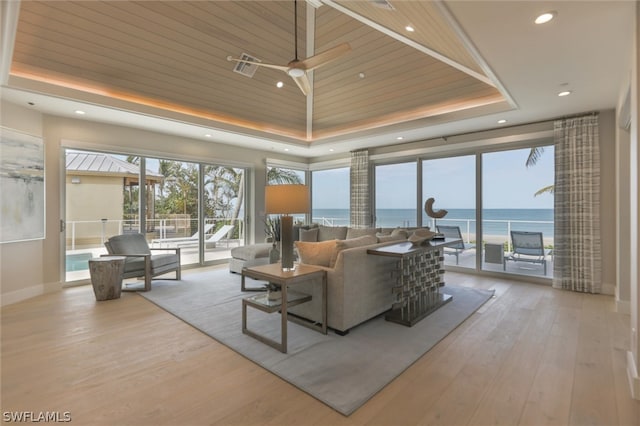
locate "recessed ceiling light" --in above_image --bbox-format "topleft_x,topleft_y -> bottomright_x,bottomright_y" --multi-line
535,11 -> 556,24
74,110 -> 85,115
284,148 -> 289,152
204,134 -> 212,138
276,81 -> 284,88
396,136 -> 404,140
498,119 -> 507,124
329,148 -> 334,152
405,26 -> 415,32
558,90 -> 572,97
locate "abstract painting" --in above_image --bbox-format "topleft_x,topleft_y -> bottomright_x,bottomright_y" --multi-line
1,128 -> 45,243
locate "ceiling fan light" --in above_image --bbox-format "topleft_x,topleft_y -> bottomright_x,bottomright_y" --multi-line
288,68 -> 305,78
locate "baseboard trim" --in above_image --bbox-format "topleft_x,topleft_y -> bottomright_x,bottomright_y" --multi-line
616,299 -> 631,314
1,281 -> 62,306
627,351 -> 640,400
601,281 -> 615,296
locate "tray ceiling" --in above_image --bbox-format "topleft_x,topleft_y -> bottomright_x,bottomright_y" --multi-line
8,0 -> 509,147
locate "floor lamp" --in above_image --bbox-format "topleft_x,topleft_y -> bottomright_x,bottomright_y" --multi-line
265,184 -> 310,271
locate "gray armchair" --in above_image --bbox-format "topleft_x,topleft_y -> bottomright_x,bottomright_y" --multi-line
105,233 -> 181,291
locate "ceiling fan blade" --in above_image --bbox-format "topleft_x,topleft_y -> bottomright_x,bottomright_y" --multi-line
297,43 -> 351,71
291,74 -> 311,96
226,56 -> 289,72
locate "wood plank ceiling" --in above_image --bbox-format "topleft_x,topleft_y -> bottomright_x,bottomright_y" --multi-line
10,0 -> 509,147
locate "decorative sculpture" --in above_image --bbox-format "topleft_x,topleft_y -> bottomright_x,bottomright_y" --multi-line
424,197 -> 448,229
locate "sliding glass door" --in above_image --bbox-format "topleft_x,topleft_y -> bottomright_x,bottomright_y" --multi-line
482,146 -> 554,277
374,162 -> 417,227
64,148 -> 246,283
422,155 -> 476,268
203,165 -> 245,262
312,167 -> 350,226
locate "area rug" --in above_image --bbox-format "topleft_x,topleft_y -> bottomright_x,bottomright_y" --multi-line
140,269 -> 494,415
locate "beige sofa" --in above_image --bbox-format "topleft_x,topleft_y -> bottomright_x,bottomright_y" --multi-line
288,226 -> 418,334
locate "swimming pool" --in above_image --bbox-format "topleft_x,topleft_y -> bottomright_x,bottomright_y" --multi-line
66,253 -> 92,272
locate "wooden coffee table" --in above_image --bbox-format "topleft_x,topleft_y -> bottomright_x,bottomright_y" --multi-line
241,263 -> 327,353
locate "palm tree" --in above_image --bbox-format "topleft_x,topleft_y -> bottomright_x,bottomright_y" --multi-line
267,167 -> 303,185
526,147 -> 554,196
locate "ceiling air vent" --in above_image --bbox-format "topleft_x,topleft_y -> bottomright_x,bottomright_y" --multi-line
370,0 -> 394,11
232,53 -> 261,78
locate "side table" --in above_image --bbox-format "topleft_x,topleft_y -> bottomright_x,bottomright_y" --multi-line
89,256 -> 126,301
241,263 -> 327,353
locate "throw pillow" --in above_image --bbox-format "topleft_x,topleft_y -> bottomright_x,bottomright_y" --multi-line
299,227 -> 319,242
295,240 -> 337,267
391,228 -> 410,238
329,235 -> 377,268
317,226 -> 348,241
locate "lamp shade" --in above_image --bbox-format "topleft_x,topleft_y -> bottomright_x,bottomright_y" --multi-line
265,184 -> 310,214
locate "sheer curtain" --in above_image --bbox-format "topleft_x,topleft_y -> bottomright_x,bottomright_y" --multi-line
350,149 -> 371,228
553,114 -> 602,293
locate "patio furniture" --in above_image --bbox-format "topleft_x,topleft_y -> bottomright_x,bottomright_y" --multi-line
436,225 -> 474,265
88,256 -> 125,300
503,231 -> 551,275
203,224 -> 235,248
151,223 -> 215,247
104,233 -> 181,291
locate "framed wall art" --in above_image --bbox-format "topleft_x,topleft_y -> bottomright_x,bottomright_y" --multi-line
1,127 -> 45,243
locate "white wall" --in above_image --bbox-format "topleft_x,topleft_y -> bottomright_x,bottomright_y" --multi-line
0,102 -> 50,304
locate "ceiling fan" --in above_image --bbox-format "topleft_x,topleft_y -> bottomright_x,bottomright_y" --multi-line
226,0 -> 351,96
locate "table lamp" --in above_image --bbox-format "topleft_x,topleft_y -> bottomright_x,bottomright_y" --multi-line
265,184 -> 310,270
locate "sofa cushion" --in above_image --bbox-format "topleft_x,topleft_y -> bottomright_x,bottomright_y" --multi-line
299,227 -> 319,242
230,243 -> 272,260
295,240 -> 337,267
317,226 -> 348,241
329,235 -> 378,268
345,228 -> 377,239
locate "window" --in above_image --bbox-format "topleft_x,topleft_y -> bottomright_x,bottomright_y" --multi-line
422,155 -> 476,267
267,166 -> 305,185
482,146 -> 554,276
374,161 -> 417,227
312,167 -> 349,226
64,149 -> 246,283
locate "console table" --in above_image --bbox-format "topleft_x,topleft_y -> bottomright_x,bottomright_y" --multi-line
241,263 -> 327,353
367,238 -> 461,326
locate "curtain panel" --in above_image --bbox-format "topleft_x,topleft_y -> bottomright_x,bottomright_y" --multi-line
553,114 -> 602,293
350,149 -> 371,228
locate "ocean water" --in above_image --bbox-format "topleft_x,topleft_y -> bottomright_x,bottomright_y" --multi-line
312,208 -> 554,238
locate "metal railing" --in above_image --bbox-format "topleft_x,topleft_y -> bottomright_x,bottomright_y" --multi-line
66,217 -> 244,250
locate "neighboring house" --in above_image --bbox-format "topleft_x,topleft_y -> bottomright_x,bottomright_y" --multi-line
65,152 -> 162,247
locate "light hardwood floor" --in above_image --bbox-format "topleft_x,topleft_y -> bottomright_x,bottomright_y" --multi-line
2,267 -> 639,426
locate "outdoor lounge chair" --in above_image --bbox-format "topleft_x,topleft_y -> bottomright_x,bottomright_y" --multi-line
436,225 -> 474,265
202,224 -> 235,248
151,223 -> 215,247
104,233 -> 181,291
503,231 -> 551,275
